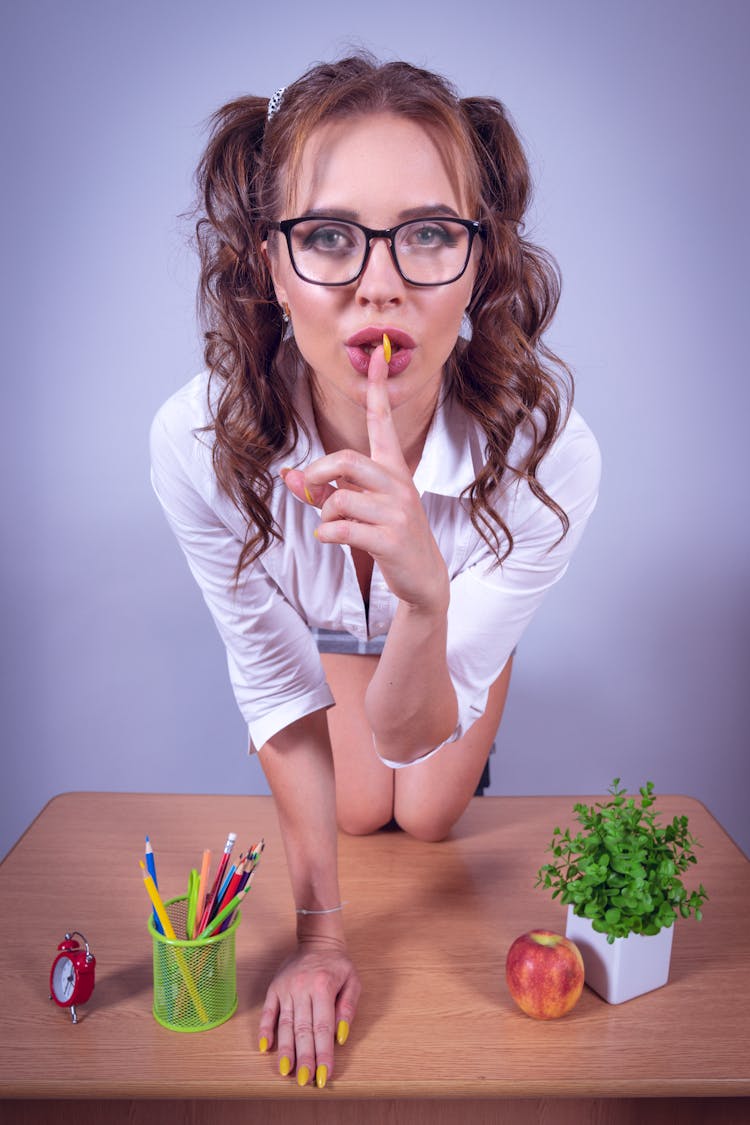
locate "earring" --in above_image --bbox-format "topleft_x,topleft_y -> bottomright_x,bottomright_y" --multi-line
458,310 -> 473,342
281,302 -> 294,342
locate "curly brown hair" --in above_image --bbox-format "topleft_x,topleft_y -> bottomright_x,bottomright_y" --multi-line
194,53 -> 571,576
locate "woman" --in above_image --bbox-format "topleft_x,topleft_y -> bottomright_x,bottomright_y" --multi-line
150,54 -> 600,1087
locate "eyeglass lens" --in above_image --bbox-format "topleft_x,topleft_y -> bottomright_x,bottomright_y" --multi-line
288,219 -> 471,285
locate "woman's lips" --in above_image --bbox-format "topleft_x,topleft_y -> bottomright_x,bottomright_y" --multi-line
345,344 -> 414,375
344,328 -> 416,376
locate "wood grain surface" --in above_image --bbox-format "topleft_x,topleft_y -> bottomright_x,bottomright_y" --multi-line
0,791 -> 747,1122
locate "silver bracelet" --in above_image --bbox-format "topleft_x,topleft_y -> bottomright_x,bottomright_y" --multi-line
296,901 -> 348,916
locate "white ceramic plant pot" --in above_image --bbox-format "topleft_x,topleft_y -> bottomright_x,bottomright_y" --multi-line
565,904 -> 674,1004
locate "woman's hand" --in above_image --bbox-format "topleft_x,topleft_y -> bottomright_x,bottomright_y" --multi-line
282,342 -> 449,613
258,936 -> 361,1088
283,342 -> 456,760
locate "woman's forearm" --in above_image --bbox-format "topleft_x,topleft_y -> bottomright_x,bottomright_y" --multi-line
259,709 -> 346,943
364,598 -> 458,765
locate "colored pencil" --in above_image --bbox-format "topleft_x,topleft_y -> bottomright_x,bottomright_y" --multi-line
215,862 -> 244,917
198,832 -> 236,934
239,839 -> 265,891
145,836 -> 163,934
186,868 -> 199,941
139,861 -> 208,1022
199,882 -> 251,940
217,863 -> 237,906
194,849 -> 211,939
219,868 -> 257,932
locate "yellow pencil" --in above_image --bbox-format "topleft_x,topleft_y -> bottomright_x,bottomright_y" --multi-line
139,861 -> 208,1022
139,861 -> 177,937
195,850 -> 211,940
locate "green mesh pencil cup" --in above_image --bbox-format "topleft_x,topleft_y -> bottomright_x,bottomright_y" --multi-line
148,896 -> 240,1032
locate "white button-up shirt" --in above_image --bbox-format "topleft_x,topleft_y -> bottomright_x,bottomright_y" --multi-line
150,370 -> 601,759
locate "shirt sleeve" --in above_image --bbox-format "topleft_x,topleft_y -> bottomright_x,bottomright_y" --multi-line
446,414 -> 602,741
149,396 -> 334,753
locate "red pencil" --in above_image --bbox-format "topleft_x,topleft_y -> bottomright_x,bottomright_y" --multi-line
197,832 -> 236,934
213,859 -> 245,918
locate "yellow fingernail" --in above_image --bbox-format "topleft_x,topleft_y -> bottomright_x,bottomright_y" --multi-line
297,1064 -> 311,1087
259,1036 -> 269,1053
316,1064 -> 328,1089
279,1056 -> 291,1077
303,485 -> 314,505
382,333 -> 392,363
336,1019 -> 350,1046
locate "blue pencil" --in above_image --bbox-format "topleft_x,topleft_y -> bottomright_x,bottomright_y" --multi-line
217,863 -> 237,904
145,835 -> 164,934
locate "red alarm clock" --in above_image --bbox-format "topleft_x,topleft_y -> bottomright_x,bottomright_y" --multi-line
49,932 -> 96,1023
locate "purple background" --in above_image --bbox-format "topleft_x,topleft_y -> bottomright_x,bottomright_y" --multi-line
2,0 -> 748,860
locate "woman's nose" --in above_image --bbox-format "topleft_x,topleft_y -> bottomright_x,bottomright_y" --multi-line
355,237 -> 405,305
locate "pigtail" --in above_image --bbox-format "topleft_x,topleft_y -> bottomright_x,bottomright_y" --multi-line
194,97 -> 302,574
451,95 -> 572,562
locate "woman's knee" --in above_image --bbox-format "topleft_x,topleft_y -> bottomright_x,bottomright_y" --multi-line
392,801 -> 461,843
337,800 -> 396,837
335,771 -> 395,836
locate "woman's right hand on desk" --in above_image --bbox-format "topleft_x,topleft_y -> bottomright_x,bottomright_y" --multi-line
258,936 -> 361,1088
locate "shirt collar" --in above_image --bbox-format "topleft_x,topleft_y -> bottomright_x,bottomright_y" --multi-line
412,389 -> 481,498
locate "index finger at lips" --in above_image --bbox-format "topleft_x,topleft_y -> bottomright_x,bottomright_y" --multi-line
366,340 -> 407,468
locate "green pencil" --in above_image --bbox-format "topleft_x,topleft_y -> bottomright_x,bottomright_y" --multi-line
186,869 -> 199,940
198,881 -> 250,940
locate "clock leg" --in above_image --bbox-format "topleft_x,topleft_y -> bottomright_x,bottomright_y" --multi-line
70,1005 -> 78,1024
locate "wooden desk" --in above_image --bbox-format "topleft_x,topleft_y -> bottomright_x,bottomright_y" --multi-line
0,793 -> 747,1124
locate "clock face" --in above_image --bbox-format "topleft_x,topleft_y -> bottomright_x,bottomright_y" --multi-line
52,955 -> 76,1003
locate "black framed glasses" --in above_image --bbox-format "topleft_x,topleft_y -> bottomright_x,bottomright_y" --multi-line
267,215 -> 482,287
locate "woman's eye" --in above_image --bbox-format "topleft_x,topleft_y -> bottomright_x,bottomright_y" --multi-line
416,226 -> 441,243
306,226 -> 355,252
405,223 -> 455,248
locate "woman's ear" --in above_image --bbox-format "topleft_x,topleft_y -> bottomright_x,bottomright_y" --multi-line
262,239 -> 289,309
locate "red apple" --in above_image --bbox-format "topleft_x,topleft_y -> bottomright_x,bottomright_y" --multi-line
505,930 -> 584,1019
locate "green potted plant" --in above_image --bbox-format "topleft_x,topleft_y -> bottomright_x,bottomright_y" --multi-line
535,779 -> 708,1003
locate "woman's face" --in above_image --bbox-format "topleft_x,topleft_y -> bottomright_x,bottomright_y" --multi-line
267,113 -> 479,434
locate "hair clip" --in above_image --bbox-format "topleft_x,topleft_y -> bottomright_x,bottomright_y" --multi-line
267,87 -> 286,121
